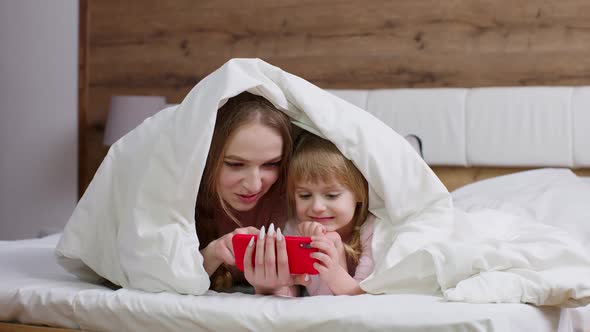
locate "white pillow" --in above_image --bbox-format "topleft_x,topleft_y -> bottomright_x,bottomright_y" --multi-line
451,168 -> 590,247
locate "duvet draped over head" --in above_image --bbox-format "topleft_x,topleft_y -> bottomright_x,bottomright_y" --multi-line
55,58 -> 590,306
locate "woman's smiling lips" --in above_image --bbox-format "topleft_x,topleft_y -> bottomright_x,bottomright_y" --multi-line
237,192 -> 260,204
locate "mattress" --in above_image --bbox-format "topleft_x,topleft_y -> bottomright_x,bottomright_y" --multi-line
1,174 -> 589,331
1,232 -> 588,331
0,233 -> 563,331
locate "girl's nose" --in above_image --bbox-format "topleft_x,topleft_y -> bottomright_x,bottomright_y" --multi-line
311,198 -> 326,213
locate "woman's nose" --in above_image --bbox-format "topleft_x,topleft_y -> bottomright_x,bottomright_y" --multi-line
242,168 -> 262,192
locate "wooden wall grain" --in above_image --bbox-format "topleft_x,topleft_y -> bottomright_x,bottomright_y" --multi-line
83,0 -> 590,191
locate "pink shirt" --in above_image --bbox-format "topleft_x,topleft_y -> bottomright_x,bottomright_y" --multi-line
286,215 -> 375,296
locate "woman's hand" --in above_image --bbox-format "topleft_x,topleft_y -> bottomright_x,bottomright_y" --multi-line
201,226 -> 259,276
243,224 -> 308,295
298,221 -> 326,237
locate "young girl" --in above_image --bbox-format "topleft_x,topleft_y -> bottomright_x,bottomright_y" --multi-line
286,132 -> 375,296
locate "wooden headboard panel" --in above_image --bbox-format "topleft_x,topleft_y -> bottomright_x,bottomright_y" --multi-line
81,1 -> 590,193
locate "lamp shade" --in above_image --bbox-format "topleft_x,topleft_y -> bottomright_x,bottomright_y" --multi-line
103,95 -> 166,146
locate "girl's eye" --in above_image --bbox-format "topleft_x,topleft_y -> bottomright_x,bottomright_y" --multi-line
263,161 -> 281,167
297,193 -> 311,199
326,193 -> 341,199
224,161 -> 243,168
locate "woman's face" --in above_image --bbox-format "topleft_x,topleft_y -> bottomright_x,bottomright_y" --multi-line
217,122 -> 283,211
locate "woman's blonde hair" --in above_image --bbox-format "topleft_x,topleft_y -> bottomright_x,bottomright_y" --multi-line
287,132 -> 369,263
195,92 -> 293,290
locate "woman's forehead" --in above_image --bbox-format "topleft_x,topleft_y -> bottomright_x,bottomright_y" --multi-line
224,123 -> 283,161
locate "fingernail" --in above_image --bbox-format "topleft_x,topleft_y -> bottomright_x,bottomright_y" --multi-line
259,226 -> 266,240
304,274 -> 309,282
248,237 -> 255,248
276,227 -> 283,241
268,223 -> 275,236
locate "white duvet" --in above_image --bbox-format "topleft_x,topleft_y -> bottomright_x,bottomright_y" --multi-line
56,58 -> 590,306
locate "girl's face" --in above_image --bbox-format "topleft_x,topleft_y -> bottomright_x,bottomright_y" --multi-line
217,122 -> 283,211
294,178 -> 357,237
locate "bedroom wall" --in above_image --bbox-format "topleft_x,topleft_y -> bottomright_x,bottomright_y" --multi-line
83,1 -> 590,191
0,1 -> 79,240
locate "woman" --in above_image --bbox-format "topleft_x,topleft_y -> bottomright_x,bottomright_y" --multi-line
196,92 -> 299,294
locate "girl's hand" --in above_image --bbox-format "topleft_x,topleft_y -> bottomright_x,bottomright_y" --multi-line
307,233 -> 366,296
323,231 -> 347,268
298,221 -> 326,237
243,224 -> 309,295
310,235 -> 351,293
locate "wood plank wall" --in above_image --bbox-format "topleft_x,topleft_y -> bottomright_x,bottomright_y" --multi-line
83,0 -> 590,192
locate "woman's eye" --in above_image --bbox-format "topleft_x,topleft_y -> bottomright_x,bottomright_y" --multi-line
326,193 -> 341,199
263,161 -> 281,167
224,161 -> 243,168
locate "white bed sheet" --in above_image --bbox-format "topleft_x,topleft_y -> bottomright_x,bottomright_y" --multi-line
0,234 -> 584,332
2,174 -> 589,331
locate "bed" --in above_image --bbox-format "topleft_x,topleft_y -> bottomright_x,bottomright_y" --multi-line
0,229 -> 586,332
4,1 -> 590,329
2,83 -> 590,331
1,173 -> 589,332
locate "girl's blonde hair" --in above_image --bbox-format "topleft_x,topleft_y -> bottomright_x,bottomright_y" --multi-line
195,92 -> 293,290
287,132 -> 369,263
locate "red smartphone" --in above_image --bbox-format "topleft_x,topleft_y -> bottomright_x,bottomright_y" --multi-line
232,234 -> 319,275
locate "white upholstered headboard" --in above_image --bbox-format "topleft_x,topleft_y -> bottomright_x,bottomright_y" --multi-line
328,87 -> 590,168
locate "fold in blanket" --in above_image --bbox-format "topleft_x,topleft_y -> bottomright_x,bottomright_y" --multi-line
56,59 -> 590,306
